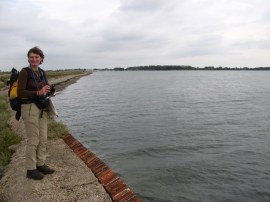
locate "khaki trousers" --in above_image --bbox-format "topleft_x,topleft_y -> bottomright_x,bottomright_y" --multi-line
21,103 -> 47,170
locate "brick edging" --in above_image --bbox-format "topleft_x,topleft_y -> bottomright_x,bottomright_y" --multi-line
63,134 -> 141,202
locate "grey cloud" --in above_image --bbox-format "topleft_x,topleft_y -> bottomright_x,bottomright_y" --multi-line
234,39 -> 270,49
168,34 -> 225,58
86,40 -> 120,53
190,35 -> 223,46
82,8 -> 167,53
169,45 -> 222,58
119,0 -> 167,11
0,24 -> 21,33
173,48 -> 217,58
86,21 -> 170,54
261,10 -> 270,21
101,30 -> 144,42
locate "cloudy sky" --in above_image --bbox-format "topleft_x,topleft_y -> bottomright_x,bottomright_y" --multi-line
0,0 -> 270,70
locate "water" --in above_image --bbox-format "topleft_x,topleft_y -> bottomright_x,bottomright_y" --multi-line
53,71 -> 270,202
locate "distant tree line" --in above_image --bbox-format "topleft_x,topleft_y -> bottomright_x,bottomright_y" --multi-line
94,65 -> 270,71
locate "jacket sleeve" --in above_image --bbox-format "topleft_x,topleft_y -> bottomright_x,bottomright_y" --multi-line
17,68 -> 37,99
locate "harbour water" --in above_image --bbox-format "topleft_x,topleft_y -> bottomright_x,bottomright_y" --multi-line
54,71 -> 270,202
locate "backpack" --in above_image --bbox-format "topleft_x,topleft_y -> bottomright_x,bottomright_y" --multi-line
7,68 -> 22,120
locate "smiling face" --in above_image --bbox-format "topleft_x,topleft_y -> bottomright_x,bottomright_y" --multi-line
28,52 -> 42,68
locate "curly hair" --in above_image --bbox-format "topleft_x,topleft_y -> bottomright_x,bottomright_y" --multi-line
27,46 -> 45,64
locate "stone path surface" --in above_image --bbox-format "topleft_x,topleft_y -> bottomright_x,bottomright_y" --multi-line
0,138 -> 112,202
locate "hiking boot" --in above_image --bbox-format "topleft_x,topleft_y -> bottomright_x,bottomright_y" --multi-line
37,164 -> 55,175
27,169 -> 44,180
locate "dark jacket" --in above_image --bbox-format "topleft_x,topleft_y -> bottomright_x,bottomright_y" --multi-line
17,67 -> 49,99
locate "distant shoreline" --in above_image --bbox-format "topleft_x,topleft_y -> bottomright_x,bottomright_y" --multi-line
94,65 -> 270,71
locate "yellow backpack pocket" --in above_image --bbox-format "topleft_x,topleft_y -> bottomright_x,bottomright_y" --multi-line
10,80 -> 18,99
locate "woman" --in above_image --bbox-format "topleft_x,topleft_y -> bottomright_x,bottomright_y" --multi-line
18,46 -> 55,180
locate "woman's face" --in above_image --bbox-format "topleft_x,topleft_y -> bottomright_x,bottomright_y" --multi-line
28,52 -> 42,68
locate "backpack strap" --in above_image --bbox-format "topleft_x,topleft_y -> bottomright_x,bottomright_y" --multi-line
28,65 -> 49,118
39,68 -> 48,85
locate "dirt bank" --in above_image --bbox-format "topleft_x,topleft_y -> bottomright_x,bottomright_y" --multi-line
0,72 -> 112,202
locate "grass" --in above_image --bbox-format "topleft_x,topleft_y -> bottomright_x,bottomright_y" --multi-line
0,73 -> 9,89
46,69 -> 87,79
48,117 -> 69,139
0,94 -> 21,178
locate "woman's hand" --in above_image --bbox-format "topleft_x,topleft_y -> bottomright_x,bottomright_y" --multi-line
38,85 -> 51,96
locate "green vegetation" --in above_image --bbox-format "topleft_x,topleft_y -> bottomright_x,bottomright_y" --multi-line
0,73 -> 9,89
46,69 -> 88,79
48,117 -> 69,139
0,94 -> 22,178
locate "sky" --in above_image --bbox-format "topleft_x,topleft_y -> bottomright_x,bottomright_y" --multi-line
0,0 -> 270,70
